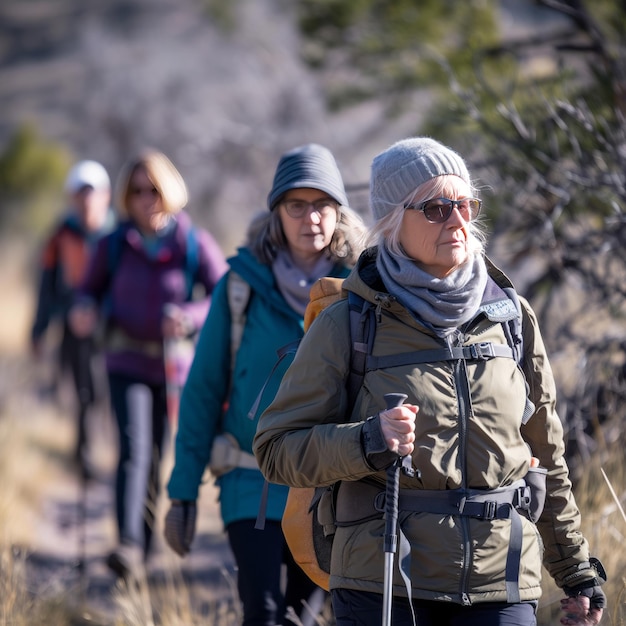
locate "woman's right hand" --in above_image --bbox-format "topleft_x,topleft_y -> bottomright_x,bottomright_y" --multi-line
379,404 -> 418,457
68,303 -> 98,338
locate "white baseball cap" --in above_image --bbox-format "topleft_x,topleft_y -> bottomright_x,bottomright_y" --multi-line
64,160 -> 111,194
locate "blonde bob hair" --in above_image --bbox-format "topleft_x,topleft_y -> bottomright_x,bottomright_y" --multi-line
116,149 -> 188,217
247,204 -> 367,266
365,174 -> 486,257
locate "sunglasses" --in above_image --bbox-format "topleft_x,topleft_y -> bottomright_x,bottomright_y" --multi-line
129,186 -> 160,198
405,197 -> 482,223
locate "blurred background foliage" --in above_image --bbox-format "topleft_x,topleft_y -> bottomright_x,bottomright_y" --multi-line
0,124 -> 71,235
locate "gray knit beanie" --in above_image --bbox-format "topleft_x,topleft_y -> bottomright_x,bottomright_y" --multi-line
370,137 -> 471,221
267,143 -> 349,210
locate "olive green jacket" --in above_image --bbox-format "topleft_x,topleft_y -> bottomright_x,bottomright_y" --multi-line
253,249 -> 595,604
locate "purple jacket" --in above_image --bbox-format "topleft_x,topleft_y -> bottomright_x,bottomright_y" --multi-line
78,211 -> 227,384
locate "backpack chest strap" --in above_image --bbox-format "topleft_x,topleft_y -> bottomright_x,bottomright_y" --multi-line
364,342 -> 514,372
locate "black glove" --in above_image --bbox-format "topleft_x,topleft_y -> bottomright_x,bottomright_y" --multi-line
563,579 -> 607,610
164,500 -> 197,557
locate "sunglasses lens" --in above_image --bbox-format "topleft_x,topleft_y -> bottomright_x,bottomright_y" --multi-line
422,200 -> 452,223
468,199 -> 481,218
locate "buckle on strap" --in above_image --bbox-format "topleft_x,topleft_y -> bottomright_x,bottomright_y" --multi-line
468,342 -> 496,360
514,486 -> 532,511
481,500 -> 498,520
458,497 -> 500,520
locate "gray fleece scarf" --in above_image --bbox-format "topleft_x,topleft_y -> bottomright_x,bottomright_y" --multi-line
376,244 -> 488,337
272,249 -> 335,315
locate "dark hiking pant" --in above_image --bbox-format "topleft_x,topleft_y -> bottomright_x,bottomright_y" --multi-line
331,588 -> 537,626
60,320 -> 97,465
108,372 -> 169,556
227,519 -> 327,626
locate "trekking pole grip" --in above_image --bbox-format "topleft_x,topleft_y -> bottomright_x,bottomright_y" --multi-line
383,393 -> 408,555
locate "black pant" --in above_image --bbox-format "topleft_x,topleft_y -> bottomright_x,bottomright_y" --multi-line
108,372 -> 169,556
60,320 -> 97,464
227,519 -> 327,626
331,588 -> 537,626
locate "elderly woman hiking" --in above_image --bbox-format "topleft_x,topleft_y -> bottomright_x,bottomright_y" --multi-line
253,137 -> 606,626
164,143 -> 367,625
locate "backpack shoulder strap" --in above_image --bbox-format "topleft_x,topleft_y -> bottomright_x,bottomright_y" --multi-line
227,270 -> 252,375
102,224 -> 130,316
501,286 -> 524,366
304,276 -> 346,331
500,286 -> 536,424
347,291 -> 376,411
183,226 -> 200,300
106,224 -> 126,276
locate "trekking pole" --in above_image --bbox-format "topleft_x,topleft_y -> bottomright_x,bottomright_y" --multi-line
163,304 -> 183,427
382,392 -> 408,626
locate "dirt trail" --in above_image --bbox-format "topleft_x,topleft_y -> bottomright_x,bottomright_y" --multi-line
0,239 -> 238,623
20,393 -> 238,624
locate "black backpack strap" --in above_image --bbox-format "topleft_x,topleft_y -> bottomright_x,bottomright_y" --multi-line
366,343 -> 516,372
347,291 -> 376,409
183,225 -> 199,300
501,286 -> 524,366
500,286 -> 536,424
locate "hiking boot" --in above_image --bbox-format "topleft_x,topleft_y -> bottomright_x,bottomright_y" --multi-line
106,543 -> 145,582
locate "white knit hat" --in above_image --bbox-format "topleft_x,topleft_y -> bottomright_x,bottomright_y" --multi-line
369,137 -> 470,221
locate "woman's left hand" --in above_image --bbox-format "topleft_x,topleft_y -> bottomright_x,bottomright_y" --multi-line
560,594 -> 604,625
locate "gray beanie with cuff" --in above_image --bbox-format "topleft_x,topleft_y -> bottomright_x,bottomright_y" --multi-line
267,143 -> 349,211
370,137 -> 470,221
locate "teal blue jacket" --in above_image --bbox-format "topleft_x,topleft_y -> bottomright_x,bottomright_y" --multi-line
167,246 -> 351,526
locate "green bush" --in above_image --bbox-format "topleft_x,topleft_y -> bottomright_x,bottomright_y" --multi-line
0,124 -> 72,236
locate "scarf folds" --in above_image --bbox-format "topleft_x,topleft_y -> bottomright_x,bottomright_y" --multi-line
272,250 -> 335,315
376,244 -> 488,337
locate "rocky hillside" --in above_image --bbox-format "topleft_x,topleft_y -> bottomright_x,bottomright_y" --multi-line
0,0 -> 421,253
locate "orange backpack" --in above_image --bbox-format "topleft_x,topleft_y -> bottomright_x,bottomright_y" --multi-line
281,277 -> 346,591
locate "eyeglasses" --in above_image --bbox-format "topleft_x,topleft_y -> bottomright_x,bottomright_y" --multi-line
282,198 -> 339,219
405,197 -> 482,223
129,186 -> 160,198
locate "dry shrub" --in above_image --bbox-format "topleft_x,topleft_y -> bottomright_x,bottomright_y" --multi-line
537,442 -> 626,625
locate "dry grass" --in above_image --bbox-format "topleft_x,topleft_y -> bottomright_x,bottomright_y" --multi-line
0,389 -> 244,626
536,444 -> 626,626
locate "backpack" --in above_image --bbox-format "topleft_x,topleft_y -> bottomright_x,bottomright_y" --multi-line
279,274 -> 531,592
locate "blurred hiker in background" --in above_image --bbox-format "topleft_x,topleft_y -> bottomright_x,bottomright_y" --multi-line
31,159 -> 116,479
69,148 -> 227,581
164,143 -> 367,625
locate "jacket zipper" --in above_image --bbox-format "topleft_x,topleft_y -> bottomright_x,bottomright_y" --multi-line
450,330 -> 474,605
